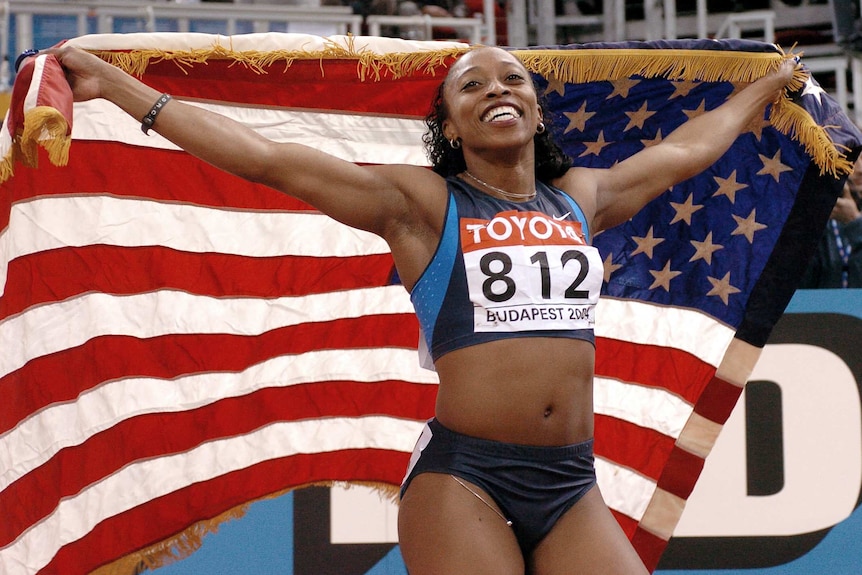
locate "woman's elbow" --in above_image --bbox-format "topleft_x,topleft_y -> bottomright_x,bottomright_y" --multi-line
230,142 -> 285,185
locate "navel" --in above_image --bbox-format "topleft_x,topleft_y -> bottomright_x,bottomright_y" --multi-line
543,406 -> 553,418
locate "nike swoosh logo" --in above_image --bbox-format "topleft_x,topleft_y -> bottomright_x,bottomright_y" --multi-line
553,212 -> 571,221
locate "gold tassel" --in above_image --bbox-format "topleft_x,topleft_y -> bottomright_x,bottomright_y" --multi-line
86,42 -> 850,175
0,146 -> 18,182
19,106 -> 71,168
93,42 -> 785,86
85,480 -> 401,575
514,47 -> 785,84
92,39 -> 469,81
771,97 -> 854,176
87,502 -> 251,575
343,479 -> 402,504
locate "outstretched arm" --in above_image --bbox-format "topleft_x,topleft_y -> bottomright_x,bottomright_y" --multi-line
48,46 -> 441,239
562,57 -> 798,233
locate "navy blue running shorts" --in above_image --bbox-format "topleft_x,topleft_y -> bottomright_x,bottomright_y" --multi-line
400,418 -> 596,555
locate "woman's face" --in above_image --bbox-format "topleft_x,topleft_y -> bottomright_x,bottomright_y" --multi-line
441,47 -> 542,155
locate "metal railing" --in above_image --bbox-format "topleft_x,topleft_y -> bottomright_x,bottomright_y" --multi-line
365,14 -> 484,45
0,0 -> 840,90
0,0 -> 364,88
511,0 -> 834,46
714,9 -> 776,43
0,0 -> 504,89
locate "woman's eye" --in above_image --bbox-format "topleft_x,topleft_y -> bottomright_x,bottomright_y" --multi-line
461,80 -> 479,90
507,74 -> 524,82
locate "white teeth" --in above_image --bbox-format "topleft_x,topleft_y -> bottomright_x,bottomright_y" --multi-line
482,106 -> 520,122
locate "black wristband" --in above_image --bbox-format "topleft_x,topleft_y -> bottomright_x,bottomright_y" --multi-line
15,49 -> 39,73
141,93 -> 172,135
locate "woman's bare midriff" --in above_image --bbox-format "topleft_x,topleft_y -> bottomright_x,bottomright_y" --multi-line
432,337 -> 596,447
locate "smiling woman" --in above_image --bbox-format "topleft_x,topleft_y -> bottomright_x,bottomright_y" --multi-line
42,43 -> 797,575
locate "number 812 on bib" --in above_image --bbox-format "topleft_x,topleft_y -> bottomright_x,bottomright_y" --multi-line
465,243 -> 603,333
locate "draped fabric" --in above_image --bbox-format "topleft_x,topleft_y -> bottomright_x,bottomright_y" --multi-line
1,33 -> 859,574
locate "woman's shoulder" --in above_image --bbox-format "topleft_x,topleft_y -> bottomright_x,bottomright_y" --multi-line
549,167 -> 600,233
551,166 -> 598,204
551,165 -> 597,191
365,164 -> 449,200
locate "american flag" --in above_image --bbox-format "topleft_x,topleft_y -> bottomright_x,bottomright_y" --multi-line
0,34 -> 857,574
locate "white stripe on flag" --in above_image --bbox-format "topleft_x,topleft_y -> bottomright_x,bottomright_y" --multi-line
64,32 -> 468,56
596,456 -> 657,523
0,195 -> 390,291
0,347 -> 438,491
596,298 -> 735,368
23,55 -> 48,113
0,285 -> 415,379
72,99 -> 430,165
594,376 -> 692,439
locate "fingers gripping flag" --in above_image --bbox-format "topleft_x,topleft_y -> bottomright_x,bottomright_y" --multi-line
0,51 -> 72,181
0,33 -> 859,574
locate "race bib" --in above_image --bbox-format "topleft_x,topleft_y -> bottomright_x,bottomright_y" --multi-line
461,210 -> 602,333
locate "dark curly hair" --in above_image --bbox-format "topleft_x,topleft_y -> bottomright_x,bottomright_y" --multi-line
422,76 -> 573,181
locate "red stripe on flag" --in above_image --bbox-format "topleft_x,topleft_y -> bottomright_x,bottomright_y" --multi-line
595,414 -> 676,482
693,375 -> 744,424
631,526 -> 670,572
1,246 -> 395,321
1,314 -> 420,433
0,144 -> 311,222
141,58 -> 447,116
655,445 -> 706,500
43,449 -> 410,575
595,336 -> 717,405
610,508 -> 640,539
1,380 -> 433,546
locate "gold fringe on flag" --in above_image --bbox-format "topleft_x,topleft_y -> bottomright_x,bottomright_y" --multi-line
87,501 -> 252,575
0,105 -> 71,183
86,480 -> 399,575
0,144 -> 19,184
770,96 -> 854,176
92,36 -> 470,81
87,41 -> 851,176
19,106 -> 72,167
515,47 -> 789,85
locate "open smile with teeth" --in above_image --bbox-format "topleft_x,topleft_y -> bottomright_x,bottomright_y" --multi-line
482,106 -> 521,122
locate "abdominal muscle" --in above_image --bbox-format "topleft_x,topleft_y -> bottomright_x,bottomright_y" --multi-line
432,337 -> 596,447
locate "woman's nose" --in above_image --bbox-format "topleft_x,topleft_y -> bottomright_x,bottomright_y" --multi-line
485,80 -> 510,97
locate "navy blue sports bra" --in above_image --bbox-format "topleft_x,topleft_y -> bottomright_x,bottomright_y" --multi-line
411,177 -> 603,367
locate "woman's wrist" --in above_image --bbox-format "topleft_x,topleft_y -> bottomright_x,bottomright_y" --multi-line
141,94 -> 172,135
99,66 -> 163,128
